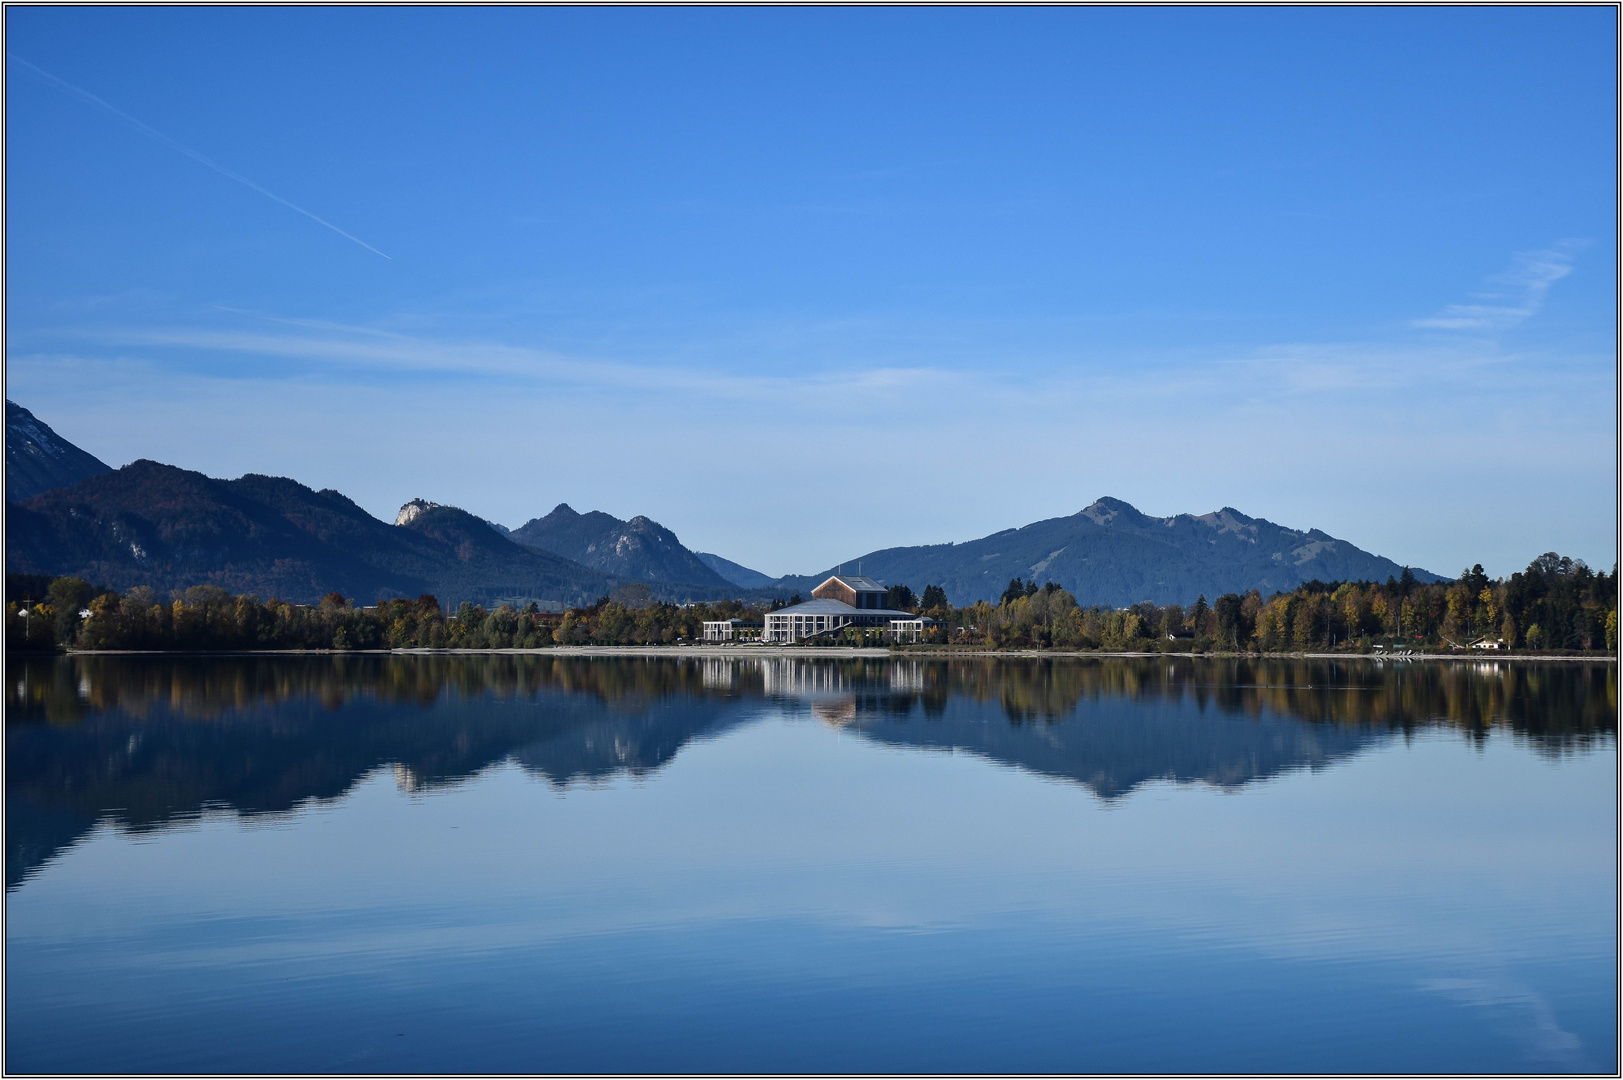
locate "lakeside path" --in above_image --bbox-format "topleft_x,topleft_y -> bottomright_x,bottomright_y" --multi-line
428,647 -> 1616,662
59,646 -> 1615,661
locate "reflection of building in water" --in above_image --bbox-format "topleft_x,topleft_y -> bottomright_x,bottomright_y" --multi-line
760,657 -> 930,704
393,763 -> 427,794
701,658 -> 740,690
812,699 -> 859,726
762,657 -> 923,727
890,662 -> 926,694
761,657 -> 853,699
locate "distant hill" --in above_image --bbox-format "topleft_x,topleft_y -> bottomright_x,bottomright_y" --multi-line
6,401 -> 112,501
774,496 -> 1443,606
5,461 -> 625,606
695,551 -> 777,590
509,503 -> 734,589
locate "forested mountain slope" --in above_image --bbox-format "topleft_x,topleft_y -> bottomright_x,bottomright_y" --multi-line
695,551 -> 777,589
774,497 -> 1442,606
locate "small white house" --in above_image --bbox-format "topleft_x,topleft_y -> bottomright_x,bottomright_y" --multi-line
1470,638 -> 1504,650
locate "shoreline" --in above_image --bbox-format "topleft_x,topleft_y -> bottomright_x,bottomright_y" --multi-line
28,645 -> 1618,662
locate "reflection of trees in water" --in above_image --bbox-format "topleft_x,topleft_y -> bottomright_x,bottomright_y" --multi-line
8,655 -> 1615,743
5,655 -> 1613,890
9,654 -> 732,725
932,657 -> 1616,747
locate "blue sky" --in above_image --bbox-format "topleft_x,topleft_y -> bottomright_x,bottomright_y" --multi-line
5,7 -> 1616,577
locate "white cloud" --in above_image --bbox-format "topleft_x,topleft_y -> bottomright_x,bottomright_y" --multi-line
68,323 -> 958,407
1419,977 -> 1587,1068
1412,241 -> 1586,332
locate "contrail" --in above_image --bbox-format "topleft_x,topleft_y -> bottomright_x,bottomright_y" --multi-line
8,54 -> 391,259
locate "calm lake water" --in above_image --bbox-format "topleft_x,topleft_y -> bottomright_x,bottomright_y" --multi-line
6,654 -> 1617,1073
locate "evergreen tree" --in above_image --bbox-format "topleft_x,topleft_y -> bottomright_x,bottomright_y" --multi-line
47,577 -> 93,645
1214,593 -> 1245,648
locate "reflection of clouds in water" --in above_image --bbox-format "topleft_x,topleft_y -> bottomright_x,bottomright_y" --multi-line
1419,977 -> 1586,1069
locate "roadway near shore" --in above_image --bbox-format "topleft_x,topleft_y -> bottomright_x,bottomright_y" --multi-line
381,646 -> 1611,662
62,647 -> 1612,661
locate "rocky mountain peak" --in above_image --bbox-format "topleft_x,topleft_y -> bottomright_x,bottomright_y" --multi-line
1192,507 -> 1260,540
1078,496 -> 1143,526
394,498 -> 443,527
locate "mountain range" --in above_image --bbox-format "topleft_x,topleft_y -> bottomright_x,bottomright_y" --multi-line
5,400 -> 1442,607
495,497 -> 1443,604
6,460 -> 639,606
775,497 -> 1442,605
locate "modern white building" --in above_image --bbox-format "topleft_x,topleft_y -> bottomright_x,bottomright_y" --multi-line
762,575 -> 932,643
703,619 -> 745,642
888,618 -> 934,644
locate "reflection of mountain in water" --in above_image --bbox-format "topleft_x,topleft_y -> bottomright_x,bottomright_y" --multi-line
6,664 -> 761,889
754,657 -> 1377,798
7,654 -> 1614,889
846,697 -> 1376,798
507,696 -> 756,788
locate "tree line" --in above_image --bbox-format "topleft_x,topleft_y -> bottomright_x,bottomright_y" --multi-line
5,579 -> 763,652
911,554 -> 1614,653
6,551 -> 1615,654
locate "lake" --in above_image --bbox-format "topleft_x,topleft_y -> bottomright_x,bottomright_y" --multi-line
6,654 -> 1617,1073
